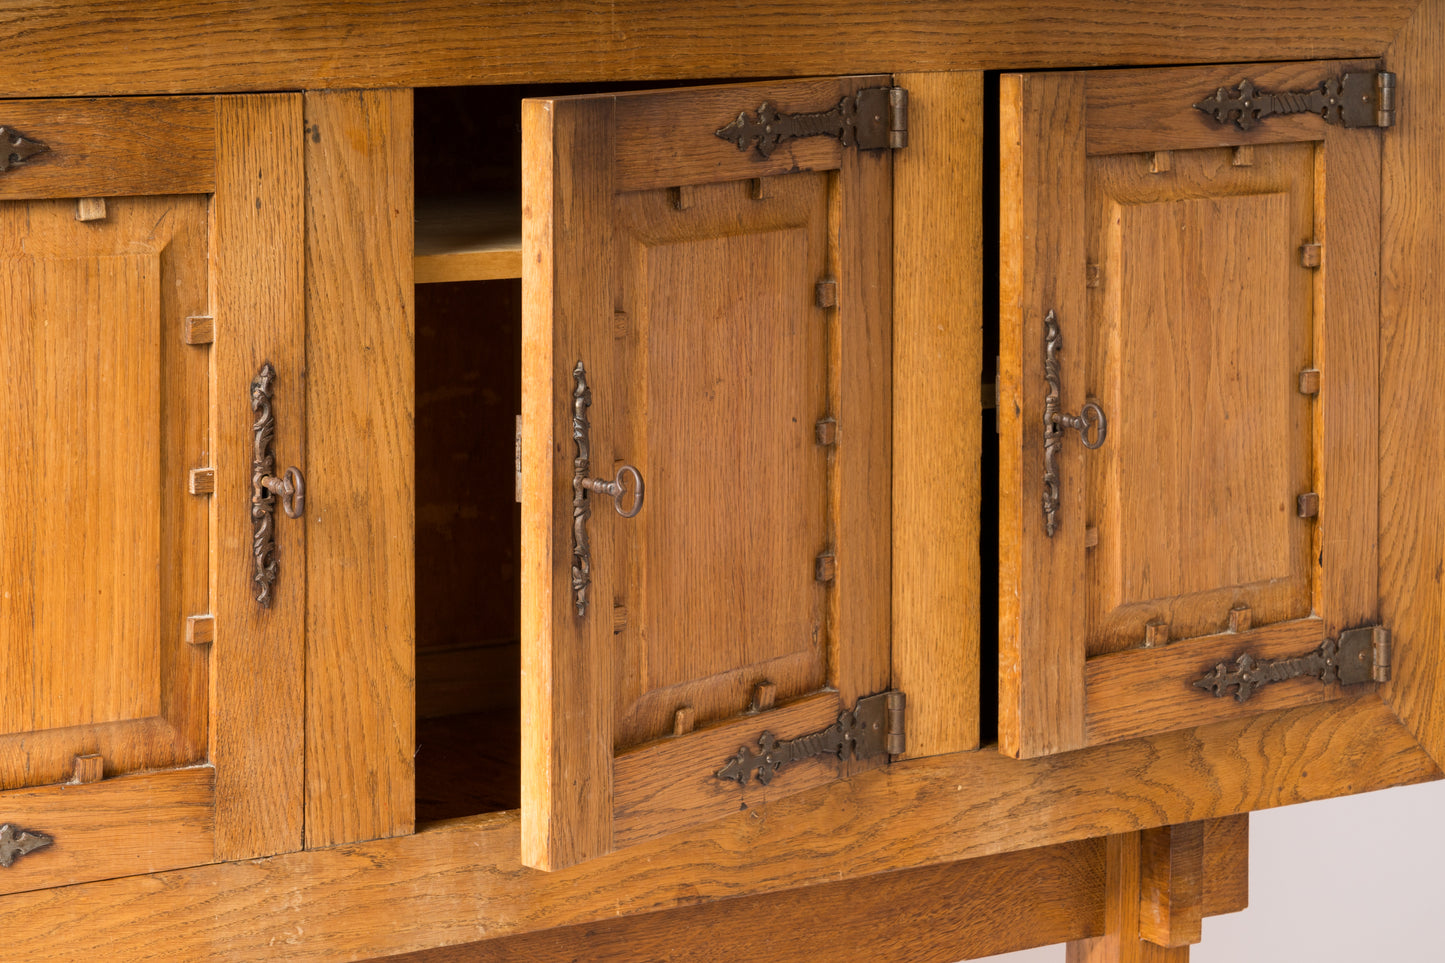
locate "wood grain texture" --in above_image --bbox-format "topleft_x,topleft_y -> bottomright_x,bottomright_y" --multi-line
1085,143 -> 1315,657
1066,832 -> 1191,963
998,71 -> 1089,757
387,818 -> 1244,963
0,767 -> 214,898
1084,619 -> 1345,745
414,195 -> 521,283
612,692 -> 844,846
1084,61 -> 1373,156
0,193 -> 209,791
613,174 -> 830,744
0,97 -> 214,198
1317,109 -> 1381,640
210,94 -> 305,861
523,79 -> 890,868
891,71 -> 982,758
1382,0 -> 1445,768
302,89 -> 416,849
0,2 -> 1411,97
1139,821 -> 1205,947
828,95 -> 894,713
521,94 -> 616,870
411,840 -> 1109,963
0,698 -> 1428,963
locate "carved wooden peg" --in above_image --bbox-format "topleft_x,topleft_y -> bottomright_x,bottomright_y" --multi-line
184,315 -> 215,345
1300,243 -> 1323,268
72,754 -> 105,784
188,467 -> 216,495
815,278 -> 838,308
1148,150 -> 1172,174
1232,144 -> 1255,167
673,705 -> 696,736
1143,620 -> 1169,648
186,614 -> 215,647
75,197 -> 107,221
1298,368 -> 1321,396
1297,492 -> 1320,518
815,552 -> 837,583
750,681 -> 777,713
815,417 -> 837,446
1227,604 -> 1252,634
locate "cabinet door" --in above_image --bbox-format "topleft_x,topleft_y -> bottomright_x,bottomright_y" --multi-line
522,78 -> 892,870
0,95 -> 303,891
1000,61 -> 1381,758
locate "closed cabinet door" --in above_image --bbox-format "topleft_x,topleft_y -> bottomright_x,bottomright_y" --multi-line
0,95 -> 304,892
522,78 -> 895,870
999,61 -> 1384,758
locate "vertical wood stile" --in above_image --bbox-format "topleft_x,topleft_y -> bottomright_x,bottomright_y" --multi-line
1317,119 -> 1381,640
521,95 -> 616,870
891,71 -> 983,757
211,94 -> 306,859
832,102 -> 894,712
999,72 -> 1089,757
1066,831 -> 1192,963
302,89 -> 416,847
1381,0 -> 1445,769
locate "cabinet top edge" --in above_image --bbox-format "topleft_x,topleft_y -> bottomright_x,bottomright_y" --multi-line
0,0 -> 1412,99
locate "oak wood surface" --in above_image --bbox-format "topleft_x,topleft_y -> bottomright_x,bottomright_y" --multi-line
999,71 -> 1089,757
891,70 -> 983,757
302,89 -> 417,849
1067,832 -> 1191,963
521,93 -> 615,870
414,195 -> 522,283
1316,101 -> 1381,641
523,78 -> 891,869
1139,821 -> 1206,948
0,97 -> 214,199
0,698 -> 1429,963
0,193 -> 209,790
1085,142 -> 1315,656
1084,61 -> 1374,156
0,1 -> 1411,98
384,817 -> 1245,963
0,767 -> 214,899
1380,0 -> 1445,769
210,94 -> 306,861
1083,619 -> 1350,745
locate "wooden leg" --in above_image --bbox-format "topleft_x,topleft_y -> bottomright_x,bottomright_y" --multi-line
1065,825 -> 1203,963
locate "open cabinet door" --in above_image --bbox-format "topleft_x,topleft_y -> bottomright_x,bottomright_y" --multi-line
522,78 -> 894,870
999,61 -> 1384,758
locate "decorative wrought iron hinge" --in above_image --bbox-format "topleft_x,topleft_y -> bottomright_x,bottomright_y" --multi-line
0,823 -> 53,868
0,126 -> 48,173
1193,625 -> 1390,703
1195,71 -> 1396,131
715,690 -> 905,786
716,86 -> 909,158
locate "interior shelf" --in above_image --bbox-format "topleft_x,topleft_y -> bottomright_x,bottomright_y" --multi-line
415,194 -> 522,283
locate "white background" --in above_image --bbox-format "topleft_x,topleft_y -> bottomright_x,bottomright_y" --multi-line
971,778 -> 1445,962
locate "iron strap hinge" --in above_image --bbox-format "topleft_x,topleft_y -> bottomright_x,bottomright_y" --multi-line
716,86 -> 909,158
714,690 -> 906,786
1194,625 -> 1391,703
1195,71 -> 1396,131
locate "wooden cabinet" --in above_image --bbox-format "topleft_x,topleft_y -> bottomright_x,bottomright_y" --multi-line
2,4 -> 1445,962
0,94 -> 305,894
